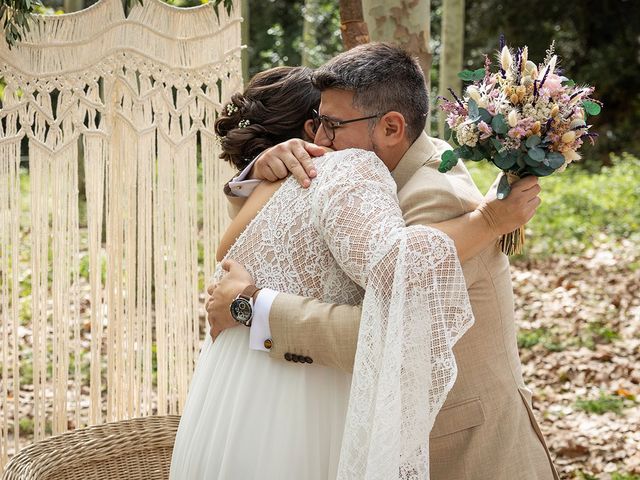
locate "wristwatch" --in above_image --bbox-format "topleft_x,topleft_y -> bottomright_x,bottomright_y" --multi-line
229,285 -> 261,327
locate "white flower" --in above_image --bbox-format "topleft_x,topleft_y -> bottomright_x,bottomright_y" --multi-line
500,46 -> 513,72
508,110 -> 519,128
520,47 -> 529,69
524,60 -> 538,79
547,55 -> 557,75
457,122 -> 480,147
466,85 -> 482,103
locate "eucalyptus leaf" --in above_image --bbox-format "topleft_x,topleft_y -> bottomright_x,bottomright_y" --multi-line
472,68 -> 486,81
491,114 -> 509,134
545,152 -> 565,169
438,149 -> 459,173
490,137 -> 503,153
583,100 -> 601,116
528,164 -> 555,177
468,99 -> 480,121
525,135 -> 541,148
444,123 -> 452,141
451,130 -> 459,146
478,108 -> 493,123
497,173 -> 512,199
494,152 -> 517,170
471,148 -> 486,161
457,70 -> 476,81
457,145 -> 473,159
527,146 -> 545,162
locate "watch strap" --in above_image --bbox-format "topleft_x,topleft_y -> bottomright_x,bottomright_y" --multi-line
240,284 -> 260,300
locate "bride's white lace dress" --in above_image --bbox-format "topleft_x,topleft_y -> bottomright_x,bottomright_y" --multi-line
170,149 -> 474,480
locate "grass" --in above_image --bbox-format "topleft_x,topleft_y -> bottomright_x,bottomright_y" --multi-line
578,472 -> 640,480
611,474 -> 640,480
517,327 -> 565,351
574,391 -> 633,415
466,152 -> 640,257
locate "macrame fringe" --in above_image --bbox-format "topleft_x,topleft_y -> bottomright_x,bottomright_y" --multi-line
0,0 -> 241,471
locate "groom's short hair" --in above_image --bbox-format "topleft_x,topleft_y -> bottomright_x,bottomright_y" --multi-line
312,42 -> 429,142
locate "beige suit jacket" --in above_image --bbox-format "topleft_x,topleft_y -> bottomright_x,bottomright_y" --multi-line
261,133 -> 559,480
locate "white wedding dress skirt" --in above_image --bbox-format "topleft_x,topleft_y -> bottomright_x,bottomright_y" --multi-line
170,325 -> 351,479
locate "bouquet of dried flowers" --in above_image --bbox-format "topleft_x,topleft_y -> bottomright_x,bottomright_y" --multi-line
439,38 -> 601,254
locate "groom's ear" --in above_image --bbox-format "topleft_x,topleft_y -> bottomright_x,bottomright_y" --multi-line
379,111 -> 406,146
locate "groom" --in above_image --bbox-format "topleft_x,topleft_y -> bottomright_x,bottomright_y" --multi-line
208,43 -> 558,480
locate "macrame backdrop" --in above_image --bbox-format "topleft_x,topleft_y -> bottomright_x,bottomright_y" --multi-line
0,0 -> 242,470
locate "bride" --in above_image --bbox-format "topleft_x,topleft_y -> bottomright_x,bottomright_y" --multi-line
170,66 -> 530,479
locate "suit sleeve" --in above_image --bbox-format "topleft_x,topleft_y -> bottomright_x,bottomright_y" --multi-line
268,293 -> 362,372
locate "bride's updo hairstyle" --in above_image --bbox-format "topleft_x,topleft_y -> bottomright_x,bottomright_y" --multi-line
215,66 -> 320,171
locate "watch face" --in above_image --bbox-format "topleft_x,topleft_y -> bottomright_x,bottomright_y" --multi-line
230,298 -> 253,324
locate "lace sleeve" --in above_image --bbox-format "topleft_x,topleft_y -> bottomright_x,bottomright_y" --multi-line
312,149 -> 475,479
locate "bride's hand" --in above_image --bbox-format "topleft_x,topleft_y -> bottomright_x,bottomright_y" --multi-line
477,175 -> 541,236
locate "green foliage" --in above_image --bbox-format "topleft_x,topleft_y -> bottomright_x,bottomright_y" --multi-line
517,327 -> 565,351
574,391 -> 634,415
468,153 -> 640,257
247,0 -> 342,77
611,473 -> 640,480
576,471 -> 599,480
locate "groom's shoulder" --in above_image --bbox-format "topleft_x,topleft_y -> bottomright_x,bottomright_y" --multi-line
403,137 -> 482,204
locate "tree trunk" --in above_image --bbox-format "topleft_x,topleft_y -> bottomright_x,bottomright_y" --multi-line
438,0 -> 465,138
339,0 -> 370,50
241,0 -> 250,83
363,0 -> 432,132
301,0 -> 317,65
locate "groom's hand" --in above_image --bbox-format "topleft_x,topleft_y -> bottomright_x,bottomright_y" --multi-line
251,139 -> 326,187
206,259 -> 255,341
479,175 -> 542,235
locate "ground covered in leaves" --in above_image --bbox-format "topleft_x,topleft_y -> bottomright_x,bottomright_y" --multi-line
513,239 -> 639,479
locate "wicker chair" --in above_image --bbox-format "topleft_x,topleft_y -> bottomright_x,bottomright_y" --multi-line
2,415 -> 181,480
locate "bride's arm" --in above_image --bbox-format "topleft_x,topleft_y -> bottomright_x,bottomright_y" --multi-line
216,179 -> 284,261
430,175 -> 540,262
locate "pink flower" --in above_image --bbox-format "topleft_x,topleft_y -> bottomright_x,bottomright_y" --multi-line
508,126 -> 527,139
542,73 -> 563,94
477,121 -> 493,140
446,113 -> 459,129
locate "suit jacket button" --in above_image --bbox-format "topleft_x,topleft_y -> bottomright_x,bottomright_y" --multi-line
304,356 -> 313,364
298,356 -> 307,364
284,352 -> 292,361
292,354 -> 299,363
264,339 -> 272,350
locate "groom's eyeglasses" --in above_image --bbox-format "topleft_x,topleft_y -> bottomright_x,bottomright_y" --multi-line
312,109 -> 383,141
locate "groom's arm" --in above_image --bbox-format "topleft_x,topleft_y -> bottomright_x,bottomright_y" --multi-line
223,140 -> 323,218
267,293 -> 362,373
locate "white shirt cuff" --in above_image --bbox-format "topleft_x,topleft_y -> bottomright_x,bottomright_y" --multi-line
249,288 -> 277,351
228,158 -> 262,198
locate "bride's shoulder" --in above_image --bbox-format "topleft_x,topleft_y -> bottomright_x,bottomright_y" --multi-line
314,148 -> 390,180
